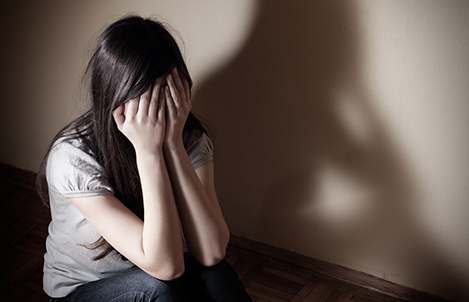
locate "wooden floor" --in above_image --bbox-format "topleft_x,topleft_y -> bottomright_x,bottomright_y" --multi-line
0,165 -> 444,302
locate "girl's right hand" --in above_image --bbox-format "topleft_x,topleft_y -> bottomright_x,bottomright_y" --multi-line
113,78 -> 166,155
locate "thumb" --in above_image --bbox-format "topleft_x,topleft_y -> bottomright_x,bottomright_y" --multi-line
112,104 -> 125,129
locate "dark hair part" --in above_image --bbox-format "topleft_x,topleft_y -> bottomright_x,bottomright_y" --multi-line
37,15 -> 207,260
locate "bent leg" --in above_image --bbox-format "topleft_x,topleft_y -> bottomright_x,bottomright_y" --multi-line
59,268 -> 190,302
183,253 -> 252,302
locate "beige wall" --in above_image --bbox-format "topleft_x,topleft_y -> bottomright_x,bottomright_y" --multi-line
1,1 -> 468,300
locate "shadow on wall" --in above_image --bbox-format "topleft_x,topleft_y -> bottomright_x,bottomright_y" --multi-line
193,0 -> 467,300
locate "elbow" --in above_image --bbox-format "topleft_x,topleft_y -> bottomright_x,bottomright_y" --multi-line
148,262 -> 185,281
198,245 -> 227,267
201,253 -> 225,267
156,268 -> 185,281
190,229 -> 230,267
199,231 -> 230,267
151,270 -> 184,281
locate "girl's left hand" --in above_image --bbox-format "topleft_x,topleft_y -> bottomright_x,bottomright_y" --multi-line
164,67 -> 191,149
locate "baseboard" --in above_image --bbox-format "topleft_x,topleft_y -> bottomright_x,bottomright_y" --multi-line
229,235 -> 447,302
0,162 -> 37,189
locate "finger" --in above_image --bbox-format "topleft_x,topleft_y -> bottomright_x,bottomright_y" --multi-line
125,98 -> 139,119
112,104 -> 125,128
182,78 -> 191,110
170,67 -> 185,94
149,78 -> 161,121
137,85 -> 152,118
183,76 -> 190,100
157,88 -> 166,122
169,67 -> 191,108
166,73 -> 181,109
164,86 -> 175,115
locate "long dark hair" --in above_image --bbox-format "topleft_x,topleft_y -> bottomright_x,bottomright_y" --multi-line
37,15 -> 207,259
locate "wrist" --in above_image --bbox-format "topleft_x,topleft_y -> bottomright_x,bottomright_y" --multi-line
136,149 -> 165,165
163,140 -> 185,153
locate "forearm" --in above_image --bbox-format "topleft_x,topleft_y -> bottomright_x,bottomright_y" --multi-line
136,152 -> 184,278
110,76 -> 185,279
164,144 -> 230,266
68,153 -> 184,280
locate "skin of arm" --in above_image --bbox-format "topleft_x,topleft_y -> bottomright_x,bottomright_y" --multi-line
163,68 -> 230,266
165,150 -> 230,267
70,78 -> 185,280
68,67 -> 229,283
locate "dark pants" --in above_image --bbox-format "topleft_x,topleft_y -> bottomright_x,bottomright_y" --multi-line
50,253 -> 252,302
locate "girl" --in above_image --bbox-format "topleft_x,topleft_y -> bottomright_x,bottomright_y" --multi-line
38,15 -> 252,301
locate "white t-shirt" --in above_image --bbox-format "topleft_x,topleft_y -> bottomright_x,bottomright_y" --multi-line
43,131 -> 213,298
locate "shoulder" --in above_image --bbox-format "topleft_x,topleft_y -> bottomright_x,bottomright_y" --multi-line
47,137 -> 113,197
184,130 -> 213,169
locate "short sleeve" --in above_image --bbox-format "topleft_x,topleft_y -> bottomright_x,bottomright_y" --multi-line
46,140 -> 114,197
185,132 -> 213,169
